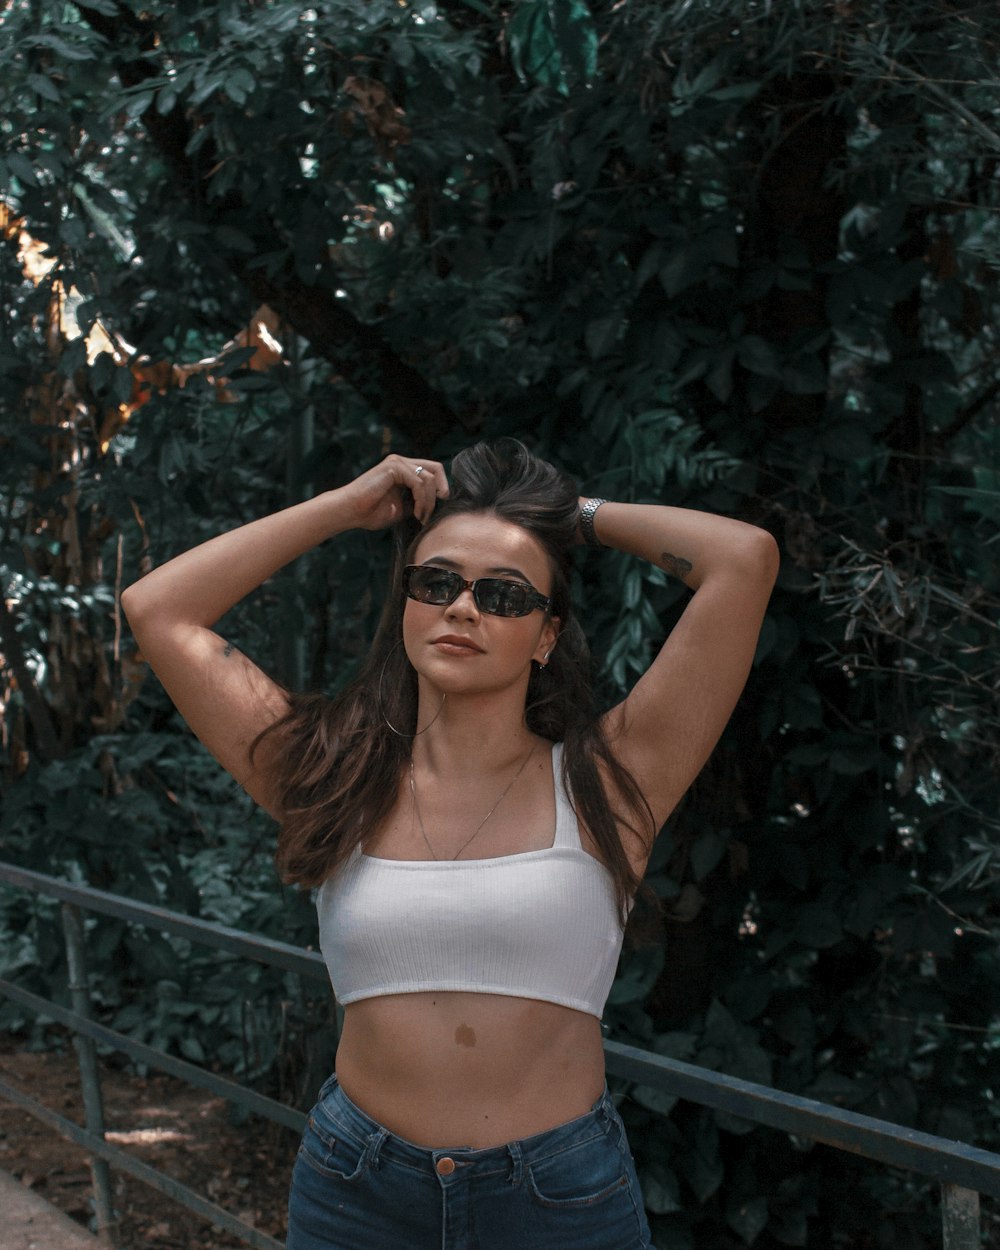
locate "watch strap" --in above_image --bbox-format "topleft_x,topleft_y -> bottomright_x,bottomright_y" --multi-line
579,497 -> 607,549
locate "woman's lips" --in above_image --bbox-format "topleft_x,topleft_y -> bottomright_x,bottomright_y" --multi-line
431,636 -> 484,654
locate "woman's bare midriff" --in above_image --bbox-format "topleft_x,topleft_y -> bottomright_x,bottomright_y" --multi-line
334,990 -> 607,1149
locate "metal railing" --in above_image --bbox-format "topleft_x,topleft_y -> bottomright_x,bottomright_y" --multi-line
1,860 -> 997,1249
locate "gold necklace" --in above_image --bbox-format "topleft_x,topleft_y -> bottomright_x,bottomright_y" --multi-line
409,743 -> 538,861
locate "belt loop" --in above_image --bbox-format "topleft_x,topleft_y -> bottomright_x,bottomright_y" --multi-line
506,1140 -> 523,1187
366,1126 -> 389,1171
600,1089 -> 624,1144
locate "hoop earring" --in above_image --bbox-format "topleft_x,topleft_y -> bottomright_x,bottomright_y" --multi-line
378,639 -> 446,737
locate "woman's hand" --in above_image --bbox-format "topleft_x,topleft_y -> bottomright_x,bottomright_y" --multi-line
341,455 -> 449,530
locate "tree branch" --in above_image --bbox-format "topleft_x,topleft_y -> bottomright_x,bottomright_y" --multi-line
937,377 -> 1000,443
72,2 -> 459,450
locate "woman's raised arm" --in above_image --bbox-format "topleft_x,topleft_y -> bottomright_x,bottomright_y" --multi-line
121,455 -> 447,817
591,499 -> 779,839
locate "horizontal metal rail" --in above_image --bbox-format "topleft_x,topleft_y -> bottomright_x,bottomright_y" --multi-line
604,1040 -> 1000,1200
0,862 -> 328,983
0,1077 -> 283,1250
0,980 -> 306,1134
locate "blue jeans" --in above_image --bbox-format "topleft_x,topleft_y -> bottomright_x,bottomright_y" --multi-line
287,1073 -> 652,1249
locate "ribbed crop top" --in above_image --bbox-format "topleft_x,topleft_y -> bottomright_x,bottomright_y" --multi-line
315,743 -> 629,1020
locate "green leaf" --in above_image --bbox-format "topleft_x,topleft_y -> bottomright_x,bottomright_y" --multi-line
727,1196 -> 768,1244
226,373 -> 276,392
218,345 -> 259,371
781,354 -> 828,394
706,347 -> 735,401
707,82 -> 761,103
508,1 -> 557,86
635,243 -> 664,291
28,34 -> 95,62
39,761 -> 83,793
777,844 -> 809,891
659,247 -> 702,298
180,1036 -> 206,1063
640,1161 -> 683,1213
6,153 -> 38,187
112,364 -> 135,405
632,1083 -> 679,1117
157,85 -> 179,116
794,904 -> 842,949
652,1030 -> 698,1061
690,830 -> 726,881
772,1000 -> 814,1048
191,71 -> 227,105
28,73 -> 62,103
724,974 -> 771,1022
675,1112 -> 723,1202
768,1204 -> 809,1246
622,567 -> 642,611
226,67 -> 257,101
59,215 -> 87,249
215,225 -> 257,252
806,1070 -> 869,1107
551,0 -> 599,84
124,91 -> 155,119
675,58 -> 723,101
509,0 -> 597,91
782,684 -> 823,730
737,334 -> 780,377
585,314 -> 621,359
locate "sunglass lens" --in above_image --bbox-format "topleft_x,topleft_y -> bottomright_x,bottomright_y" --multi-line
477,579 -> 529,616
408,567 -> 461,604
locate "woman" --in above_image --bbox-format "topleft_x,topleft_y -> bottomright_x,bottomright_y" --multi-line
121,439 -> 778,1249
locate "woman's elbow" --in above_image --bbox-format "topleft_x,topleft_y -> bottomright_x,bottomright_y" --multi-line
120,581 -> 145,627
757,527 -> 781,577
120,578 -> 161,634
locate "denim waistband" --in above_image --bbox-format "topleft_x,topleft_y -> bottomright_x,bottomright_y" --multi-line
315,1073 -> 620,1183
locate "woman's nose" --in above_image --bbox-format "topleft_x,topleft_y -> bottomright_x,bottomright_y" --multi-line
445,588 -> 479,619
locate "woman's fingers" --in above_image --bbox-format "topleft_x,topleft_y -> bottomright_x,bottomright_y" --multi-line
401,457 -> 448,525
350,455 -> 448,529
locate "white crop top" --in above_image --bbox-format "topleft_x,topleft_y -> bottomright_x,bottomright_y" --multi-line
315,743 -> 629,1020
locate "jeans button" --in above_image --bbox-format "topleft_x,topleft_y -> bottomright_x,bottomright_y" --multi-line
436,1156 -> 456,1175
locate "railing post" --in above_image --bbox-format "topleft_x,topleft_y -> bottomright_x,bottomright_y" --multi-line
61,902 -> 119,1245
941,1182 -> 980,1250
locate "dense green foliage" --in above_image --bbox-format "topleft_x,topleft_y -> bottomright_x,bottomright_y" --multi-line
2,1 -> 999,1246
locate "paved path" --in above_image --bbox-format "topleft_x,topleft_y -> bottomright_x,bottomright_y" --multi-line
0,1169 -> 102,1249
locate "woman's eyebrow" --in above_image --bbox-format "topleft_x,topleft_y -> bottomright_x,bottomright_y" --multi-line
422,556 -> 532,581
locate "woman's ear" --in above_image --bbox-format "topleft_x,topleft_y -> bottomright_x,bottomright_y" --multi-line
534,616 -> 561,666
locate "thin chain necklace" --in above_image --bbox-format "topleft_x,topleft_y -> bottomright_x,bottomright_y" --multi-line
409,742 -> 538,861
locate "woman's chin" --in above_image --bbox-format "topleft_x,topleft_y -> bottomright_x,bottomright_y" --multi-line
414,667 -> 524,702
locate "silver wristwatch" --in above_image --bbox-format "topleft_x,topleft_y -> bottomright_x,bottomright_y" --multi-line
579,497 -> 607,549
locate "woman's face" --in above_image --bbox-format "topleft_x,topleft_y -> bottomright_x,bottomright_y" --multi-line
402,513 -> 561,698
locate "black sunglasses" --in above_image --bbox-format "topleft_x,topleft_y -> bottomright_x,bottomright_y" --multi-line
403,565 -> 551,618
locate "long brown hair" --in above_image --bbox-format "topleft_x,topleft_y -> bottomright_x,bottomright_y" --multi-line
252,439 -> 659,938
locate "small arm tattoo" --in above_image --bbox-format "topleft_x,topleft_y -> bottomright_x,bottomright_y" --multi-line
223,641 -> 235,658
661,551 -> 693,580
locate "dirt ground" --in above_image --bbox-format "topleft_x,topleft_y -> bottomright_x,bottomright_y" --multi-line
0,1030 -> 299,1248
